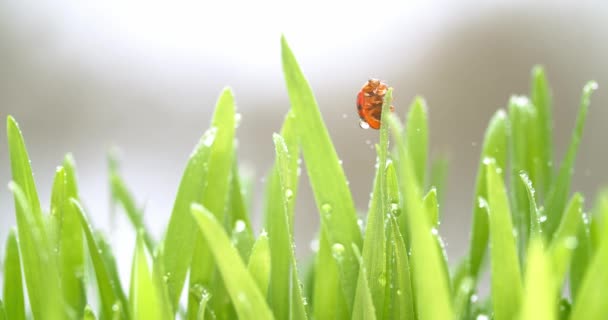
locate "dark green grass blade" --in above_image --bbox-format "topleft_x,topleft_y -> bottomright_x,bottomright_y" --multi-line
129,232 -> 169,320
352,245 -> 377,320
485,159 -> 523,320
530,66 -> 553,196
72,199 -> 129,320
8,182 -> 63,319
2,229 -> 25,320
544,81 -> 597,236
188,88 -> 236,319
58,155 -> 87,316
385,216 -> 415,319
272,133 -> 307,320
266,112 -> 300,320
389,114 -> 453,319
405,97 -> 428,188
466,110 -> 508,280
0,300 -> 6,320
569,204 -> 608,319
359,89 -> 392,319
247,232 -> 271,297
190,204 -> 274,319
281,36 -> 362,312
109,156 -> 155,251
549,193 -> 583,284
518,239 -> 556,320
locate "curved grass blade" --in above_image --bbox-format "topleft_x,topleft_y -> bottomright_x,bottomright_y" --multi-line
359,89 -> 392,318
72,199 -> 129,320
188,88 -> 237,319
544,81 -> 597,236
485,159 -> 523,320
3,229 -> 25,320
247,232 -> 271,297
389,114 -> 453,319
549,193 -> 583,284
281,36 -> 362,312
518,239 -> 556,320
109,154 -> 155,251
190,204 -> 274,320
569,204 -> 608,319
352,244 -> 377,320
8,181 -> 63,319
530,66 -> 553,196
385,216 -> 415,319
129,232 -> 169,320
405,96 -> 428,188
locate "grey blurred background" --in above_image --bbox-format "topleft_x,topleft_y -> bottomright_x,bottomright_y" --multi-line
0,1 -> 607,276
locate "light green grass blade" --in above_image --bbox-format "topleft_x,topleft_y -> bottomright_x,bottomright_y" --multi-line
281,36 -> 362,312
59,155 -> 87,317
188,88 -> 236,319
83,305 -> 97,320
8,181 -> 63,319
485,159 -> 523,320
520,173 -> 542,239
569,203 -> 608,319
266,113 -> 300,320
0,300 -> 6,320
405,97 -> 428,188
544,81 -> 597,236
72,199 -> 129,320
247,232 -> 271,297
226,160 -> 254,240
2,229 -> 25,320
272,132 -> 307,320
518,239 -> 555,320
352,244 -> 377,320
389,114 -> 453,319
109,156 -> 155,251
453,276 -> 474,320
313,232 -> 348,319
359,89 -> 392,318
129,232 -> 168,320
385,216 -> 415,319
190,204 -> 274,320
530,66 -> 553,196
549,193 -> 583,284
466,110 -> 508,280
423,188 -> 451,293
429,156 -> 448,207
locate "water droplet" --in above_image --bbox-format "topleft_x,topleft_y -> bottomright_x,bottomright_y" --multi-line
539,215 -> 548,223
112,303 -> 120,312
359,120 -> 370,129
476,314 -> 489,320
285,188 -> 294,200
163,272 -> 171,282
234,113 -> 242,128
431,228 -> 439,236
390,202 -> 401,216
234,220 -> 247,233
321,203 -> 333,214
357,218 -> 364,231
309,239 -> 319,252
331,243 -> 345,260
201,127 -> 218,147
338,159 -> 343,165
470,294 -> 478,303
564,236 -> 578,249
482,157 -> 494,165
378,272 -> 387,287
396,289 -> 402,296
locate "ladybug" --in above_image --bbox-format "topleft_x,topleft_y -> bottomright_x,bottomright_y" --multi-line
356,79 -> 394,129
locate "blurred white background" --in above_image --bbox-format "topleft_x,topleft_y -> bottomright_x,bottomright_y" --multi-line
1,1 -> 607,276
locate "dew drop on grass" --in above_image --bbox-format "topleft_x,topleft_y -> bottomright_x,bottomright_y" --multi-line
470,293 -> 478,303
431,227 -> 439,236
564,236 -> 579,249
539,215 -> 548,223
378,272 -> 387,287
234,220 -> 247,233
285,188 -> 294,201
396,289 -> 402,296
201,127 -> 218,148
476,314 -> 489,320
163,272 -> 171,282
309,239 -> 319,252
331,243 -> 345,260
390,202 -> 401,216
359,120 -> 370,129
321,203 -> 332,216
112,303 -> 120,312
234,113 -> 242,128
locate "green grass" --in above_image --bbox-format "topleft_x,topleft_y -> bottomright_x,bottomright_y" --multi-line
0,36 -> 605,320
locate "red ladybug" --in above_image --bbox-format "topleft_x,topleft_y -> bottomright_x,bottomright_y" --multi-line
356,79 -> 394,129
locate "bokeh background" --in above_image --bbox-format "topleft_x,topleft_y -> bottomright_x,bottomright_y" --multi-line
1,2 -> 607,280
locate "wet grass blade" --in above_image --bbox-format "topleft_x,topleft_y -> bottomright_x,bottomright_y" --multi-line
569,203 -> 608,319
544,81 -> 597,236
190,204 -> 274,319
518,239 -> 555,320
282,35 -> 362,313
352,245 -> 377,320
423,188 -> 451,293
385,216 -> 415,319
520,173 -> 542,239
129,232 -> 169,320
83,305 -> 97,320
2,229 -> 25,320
389,114 -> 453,319
405,97 -> 428,188
247,232 -> 271,297
189,88 -> 236,318
109,155 -> 155,251
359,89 -> 392,318
549,193 -> 583,284
485,159 -> 523,320
72,199 -> 129,320
530,66 -> 553,196
313,232 -> 348,319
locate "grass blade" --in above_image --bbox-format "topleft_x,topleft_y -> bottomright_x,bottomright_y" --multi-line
188,88 -> 236,318
423,188 -> 451,293
0,300 -> 6,320
72,199 -> 129,319
405,97 -> 428,188
352,245 -> 377,320
485,159 -> 523,320
549,193 -> 583,284
518,239 -> 556,320
544,81 -> 597,236
281,35 -> 362,313
530,66 -> 553,196
2,229 -> 25,320
429,155 -> 449,207
385,216 -> 415,319
190,204 -> 274,320
247,232 -> 271,297
520,173 -> 542,239
313,233 -> 348,319
83,305 -> 97,320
